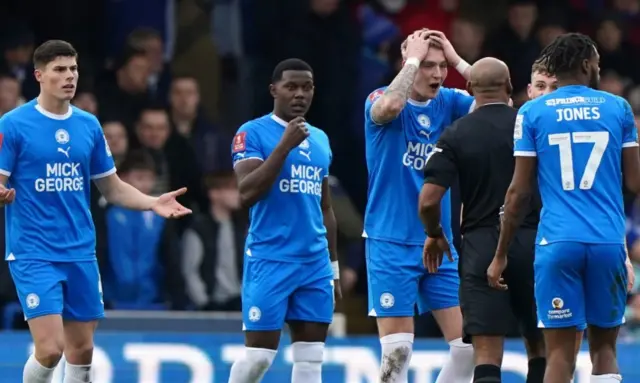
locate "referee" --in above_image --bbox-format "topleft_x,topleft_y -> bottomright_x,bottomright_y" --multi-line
418,57 -> 545,383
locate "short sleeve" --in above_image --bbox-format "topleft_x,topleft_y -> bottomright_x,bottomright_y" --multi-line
90,118 -> 117,179
423,127 -> 458,189
324,132 -> 332,178
620,98 -> 639,148
232,123 -> 264,167
0,117 -> 18,177
513,106 -> 537,157
449,88 -> 476,120
365,88 -> 386,126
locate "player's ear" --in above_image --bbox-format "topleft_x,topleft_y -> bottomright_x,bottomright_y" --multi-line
269,83 -> 277,99
506,79 -> 513,96
581,59 -> 590,76
466,81 -> 474,97
34,68 -> 43,83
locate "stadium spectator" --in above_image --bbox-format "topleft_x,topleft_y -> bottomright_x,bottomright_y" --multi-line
103,120 -> 130,167
445,17 -> 485,89
134,105 -> 206,211
0,73 -> 21,117
99,150 -> 186,310
97,47 -> 153,131
0,23 -> 38,99
181,171 -> 244,311
126,28 -> 172,102
72,90 -> 98,116
169,75 -> 223,172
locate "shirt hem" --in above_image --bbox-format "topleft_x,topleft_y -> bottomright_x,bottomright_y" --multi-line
362,234 -> 425,246
6,254 -> 97,262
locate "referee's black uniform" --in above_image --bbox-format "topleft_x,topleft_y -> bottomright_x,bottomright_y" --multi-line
423,103 -> 541,344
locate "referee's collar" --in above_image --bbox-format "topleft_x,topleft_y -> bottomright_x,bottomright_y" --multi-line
476,102 -> 509,108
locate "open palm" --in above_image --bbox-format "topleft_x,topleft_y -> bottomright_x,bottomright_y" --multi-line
151,187 -> 193,218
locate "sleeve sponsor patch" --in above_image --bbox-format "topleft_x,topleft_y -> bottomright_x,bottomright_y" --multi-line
514,115 -> 523,139
369,89 -> 384,103
232,132 -> 247,153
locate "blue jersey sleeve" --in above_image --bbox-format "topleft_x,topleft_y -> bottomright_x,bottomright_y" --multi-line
449,88 -> 475,120
620,98 -> 639,148
514,104 -> 537,156
90,117 -> 117,179
232,122 -> 264,167
364,88 -> 387,126
0,117 -> 18,177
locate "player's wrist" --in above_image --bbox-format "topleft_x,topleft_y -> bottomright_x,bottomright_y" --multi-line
331,260 -> 340,280
455,58 -> 470,74
426,225 -> 444,239
405,57 -> 420,68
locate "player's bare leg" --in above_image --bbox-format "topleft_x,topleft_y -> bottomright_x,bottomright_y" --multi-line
24,315 -> 65,383
587,326 -> 622,382
288,321 -> 329,383
375,317 -> 414,383
523,337 -> 546,383
62,320 -> 98,382
432,306 -> 474,383
542,328 -> 578,383
228,331 -> 280,383
472,335 -> 504,382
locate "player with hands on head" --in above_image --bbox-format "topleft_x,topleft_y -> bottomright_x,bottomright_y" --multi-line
364,28 -> 475,383
228,58 -> 341,383
0,40 -> 191,383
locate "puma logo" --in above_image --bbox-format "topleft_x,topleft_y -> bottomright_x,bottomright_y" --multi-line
418,130 -> 431,139
299,150 -> 311,161
57,147 -> 70,158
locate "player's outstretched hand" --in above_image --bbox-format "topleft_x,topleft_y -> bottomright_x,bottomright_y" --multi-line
152,187 -> 193,219
425,30 -> 461,67
405,29 -> 431,62
280,116 -> 309,151
422,236 -> 452,273
487,256 -> 508,290
626,257 -> 635,293
0,184 -> 16,205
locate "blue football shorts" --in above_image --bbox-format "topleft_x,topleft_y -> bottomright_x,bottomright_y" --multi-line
535,241 -> 627,329
9,259 -> 104,321
241,252 -> 334,331
365,238 -> 460,317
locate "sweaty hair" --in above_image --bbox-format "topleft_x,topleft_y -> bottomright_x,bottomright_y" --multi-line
118,149 -> 156,175
271,58 -> 313,83
537,33 -> 596,77
33,40 -> 77,68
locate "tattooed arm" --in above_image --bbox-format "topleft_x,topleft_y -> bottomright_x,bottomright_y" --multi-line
370,61 -> 420,125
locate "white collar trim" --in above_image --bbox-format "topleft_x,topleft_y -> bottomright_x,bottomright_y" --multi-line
35,104 -> 72,120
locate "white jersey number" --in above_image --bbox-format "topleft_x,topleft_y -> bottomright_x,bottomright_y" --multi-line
548,131 -> 609,191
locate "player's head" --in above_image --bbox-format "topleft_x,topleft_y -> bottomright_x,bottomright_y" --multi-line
270,58 -> 314,120
33,40 -> 78,101
466,57 -> 512,102
401,31 -> 447,100
118,150 -> 156,195
204,170 -> 240,211
527,59 -> 557,99
537,33 -> 600,89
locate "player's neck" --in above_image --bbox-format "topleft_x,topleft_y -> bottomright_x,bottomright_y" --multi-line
272,110 -> 295,123
37,94 -> 70,116
474,96 -> 509,108
556,78 -> 586,88
409,89 -> 431,103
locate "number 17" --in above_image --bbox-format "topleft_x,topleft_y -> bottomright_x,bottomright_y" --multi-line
548,131 -> 609,191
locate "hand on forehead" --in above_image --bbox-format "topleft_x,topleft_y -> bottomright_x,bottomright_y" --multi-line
401,29 -> 444,60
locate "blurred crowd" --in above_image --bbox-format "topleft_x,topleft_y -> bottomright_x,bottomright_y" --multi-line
0,0 -> 638,338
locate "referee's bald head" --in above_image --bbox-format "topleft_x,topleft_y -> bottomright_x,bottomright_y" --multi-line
467,57 -> 512,99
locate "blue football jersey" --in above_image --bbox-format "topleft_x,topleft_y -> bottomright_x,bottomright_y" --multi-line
363,87 -> 475,245
0,100 -> 116,261
231,114 -> 332,261
514,85 -> 638,244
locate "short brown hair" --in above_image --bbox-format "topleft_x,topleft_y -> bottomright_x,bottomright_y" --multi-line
33,40 -> 77,68
531,59 -> 549,76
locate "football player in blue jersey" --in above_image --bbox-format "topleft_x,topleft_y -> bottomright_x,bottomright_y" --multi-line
364,29 -> 475,382
489,33 -> 638,383
0,40 -> 192,383
227,58 -> 340,383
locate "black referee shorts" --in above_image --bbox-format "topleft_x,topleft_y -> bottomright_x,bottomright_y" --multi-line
459,227 -> 541,344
